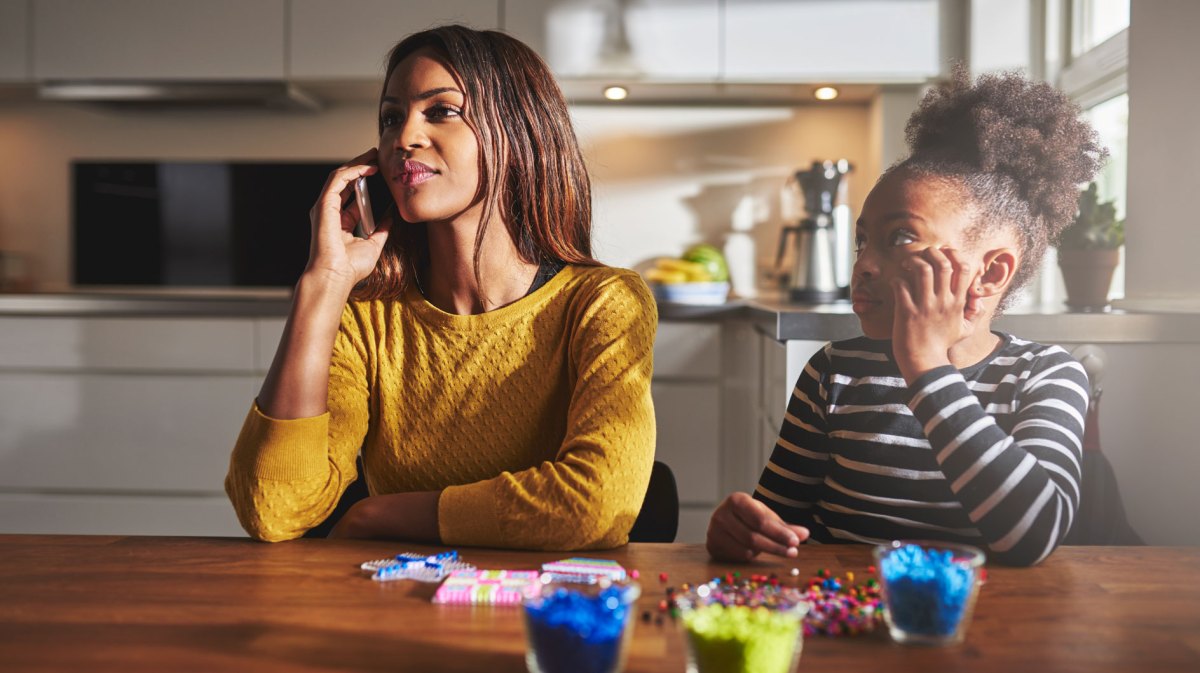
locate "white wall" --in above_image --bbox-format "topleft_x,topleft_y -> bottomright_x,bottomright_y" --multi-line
1122,0 -> 1200,310
0,100 -> 869,290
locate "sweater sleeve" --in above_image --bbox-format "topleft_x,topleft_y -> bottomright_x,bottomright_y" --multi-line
753,345 -> 832,536
437,271 -> 657,550
907,350 -> 1088,566
224,305 -> 371,541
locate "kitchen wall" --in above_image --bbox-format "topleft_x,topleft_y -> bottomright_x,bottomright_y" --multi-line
0,99 -> 871,291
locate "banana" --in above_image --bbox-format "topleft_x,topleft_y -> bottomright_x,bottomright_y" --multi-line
655,258 -> 712,282
645,268 -> 689,284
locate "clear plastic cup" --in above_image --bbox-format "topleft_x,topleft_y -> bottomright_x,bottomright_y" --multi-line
522,579 -> 640,673
873,540 -> 986,646
680,601 -> 810,673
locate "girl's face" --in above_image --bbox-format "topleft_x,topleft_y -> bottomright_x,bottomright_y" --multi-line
851,172 -> 978,339
379,49 -> 481,225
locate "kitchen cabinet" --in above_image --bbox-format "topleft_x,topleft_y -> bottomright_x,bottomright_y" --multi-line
504,0 -> 721,80
288,0 -> 501,80
31,0 -> 286,80
723,0 -> 943,81
0,316 -> 267,536
0,0 -> 30,82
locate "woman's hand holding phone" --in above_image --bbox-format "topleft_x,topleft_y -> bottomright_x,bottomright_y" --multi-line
305,148 -> 391,289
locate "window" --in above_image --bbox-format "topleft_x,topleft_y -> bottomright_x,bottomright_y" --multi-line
1072,0 -> 1130,56
1022,0 -> 1129,309
1084,92 -> 1128,299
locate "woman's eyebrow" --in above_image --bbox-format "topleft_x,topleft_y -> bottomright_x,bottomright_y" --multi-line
380,87 -> 463,105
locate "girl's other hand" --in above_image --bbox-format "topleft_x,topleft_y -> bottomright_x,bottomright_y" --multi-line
706,492 -> 810,562
890,246 -> 978,380
304,148 -> 392,288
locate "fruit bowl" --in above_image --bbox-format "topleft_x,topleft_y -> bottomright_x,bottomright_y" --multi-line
650,281 -> 731,306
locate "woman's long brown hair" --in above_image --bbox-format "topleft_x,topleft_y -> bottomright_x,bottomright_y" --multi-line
351,25 -> 599,301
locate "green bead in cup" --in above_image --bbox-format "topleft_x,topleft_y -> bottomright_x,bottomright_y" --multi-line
680,602 -> 809,673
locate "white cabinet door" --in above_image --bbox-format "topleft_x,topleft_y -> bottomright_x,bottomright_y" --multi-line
0,371 -> 258,492
255,318 -> 287,372
724,0 -> 942,81
0,317 -> 256,372
677,504 -> 714,544
654,322 -> 721,378
289,0 -> 501,80
652,381 -> 720,506
0,0 -> 30,82
0,493 -> 246,536
32,0 -> 286,80
504,0 -> 720,80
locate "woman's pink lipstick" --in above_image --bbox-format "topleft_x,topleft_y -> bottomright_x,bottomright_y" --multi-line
395,160 -> 437,186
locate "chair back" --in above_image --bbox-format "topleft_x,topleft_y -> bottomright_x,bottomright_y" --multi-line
628,461 -> 680,543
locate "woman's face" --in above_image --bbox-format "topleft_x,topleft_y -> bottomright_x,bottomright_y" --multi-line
851,171 -> 978,339
379,48 -> 481,225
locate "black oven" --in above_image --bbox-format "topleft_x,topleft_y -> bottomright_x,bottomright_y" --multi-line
72,161 -> 376,288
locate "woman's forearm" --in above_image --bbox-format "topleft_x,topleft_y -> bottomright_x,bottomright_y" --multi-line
327,491 -> 442,542
257,271 -> 357,419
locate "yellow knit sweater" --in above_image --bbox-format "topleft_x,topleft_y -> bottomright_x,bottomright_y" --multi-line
225,265 -> 657,550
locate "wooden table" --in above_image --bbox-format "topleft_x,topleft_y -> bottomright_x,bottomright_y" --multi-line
1,536 -> 1197,672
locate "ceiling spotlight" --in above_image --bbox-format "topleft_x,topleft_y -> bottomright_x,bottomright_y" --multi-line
813,86 -> 839,101
603,85 -> 629,101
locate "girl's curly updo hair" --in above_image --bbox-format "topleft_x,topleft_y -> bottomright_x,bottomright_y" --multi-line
889,66 -> 1107,308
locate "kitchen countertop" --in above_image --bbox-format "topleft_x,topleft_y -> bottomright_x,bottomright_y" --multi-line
4,289 -> 1200,344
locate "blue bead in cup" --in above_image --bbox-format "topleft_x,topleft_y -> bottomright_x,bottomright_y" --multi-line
872,540 -> 986,646
522,579 -> 640,673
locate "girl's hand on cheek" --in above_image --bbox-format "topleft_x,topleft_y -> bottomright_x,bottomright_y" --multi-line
890,246 -> 976,384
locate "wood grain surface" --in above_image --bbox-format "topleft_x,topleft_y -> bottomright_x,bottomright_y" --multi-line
1,536 -> 1197,672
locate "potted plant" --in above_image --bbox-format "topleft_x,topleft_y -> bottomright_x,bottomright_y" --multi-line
1058,182 -> 1125,310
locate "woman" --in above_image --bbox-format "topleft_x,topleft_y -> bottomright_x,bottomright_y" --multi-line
225,26 -> 657,550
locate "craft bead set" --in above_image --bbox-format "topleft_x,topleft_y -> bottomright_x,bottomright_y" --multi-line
361,542 -> 986,669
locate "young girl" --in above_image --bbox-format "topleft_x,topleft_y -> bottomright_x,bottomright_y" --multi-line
707,69 -> 1104,566
225,26 -> 656,550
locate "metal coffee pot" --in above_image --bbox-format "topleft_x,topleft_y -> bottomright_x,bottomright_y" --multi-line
775,160 -> 853,303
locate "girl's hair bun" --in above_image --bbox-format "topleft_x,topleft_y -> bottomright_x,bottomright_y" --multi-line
906,66 -> 1106,241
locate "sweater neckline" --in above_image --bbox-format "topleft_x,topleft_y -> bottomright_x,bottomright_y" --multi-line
404,263 -> 581,330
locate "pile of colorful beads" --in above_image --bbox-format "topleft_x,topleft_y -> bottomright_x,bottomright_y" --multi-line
876,543 -> 980,639
662,568 -> 884,638
523,581 -> 639,673
800,568 -> 884,637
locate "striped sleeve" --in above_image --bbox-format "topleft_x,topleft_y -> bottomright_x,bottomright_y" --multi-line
753,345 -> 832,535
907,350 -> 1088,566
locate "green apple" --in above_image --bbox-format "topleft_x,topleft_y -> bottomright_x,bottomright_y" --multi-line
682,244 -> 729,282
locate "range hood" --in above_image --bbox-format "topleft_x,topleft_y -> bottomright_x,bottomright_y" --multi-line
37,81 -> 321,111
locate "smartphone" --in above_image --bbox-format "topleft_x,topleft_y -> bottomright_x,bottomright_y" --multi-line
354,175 -> 376,237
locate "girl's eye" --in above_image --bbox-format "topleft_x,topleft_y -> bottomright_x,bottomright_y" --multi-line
425,104 -> 462,120
890,230 -> 916,246
853,235 -> 866,254
380,110 -> 400,128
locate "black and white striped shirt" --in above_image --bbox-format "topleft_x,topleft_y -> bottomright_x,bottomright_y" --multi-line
755,333 -> 1088,566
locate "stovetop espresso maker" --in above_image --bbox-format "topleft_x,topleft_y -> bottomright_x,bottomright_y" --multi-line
775,159 -> 854,303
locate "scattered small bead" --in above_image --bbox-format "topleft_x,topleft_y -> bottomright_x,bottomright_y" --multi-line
630,569 -> 640,580
661,564 -> 884,638
659,572 -> 669,583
